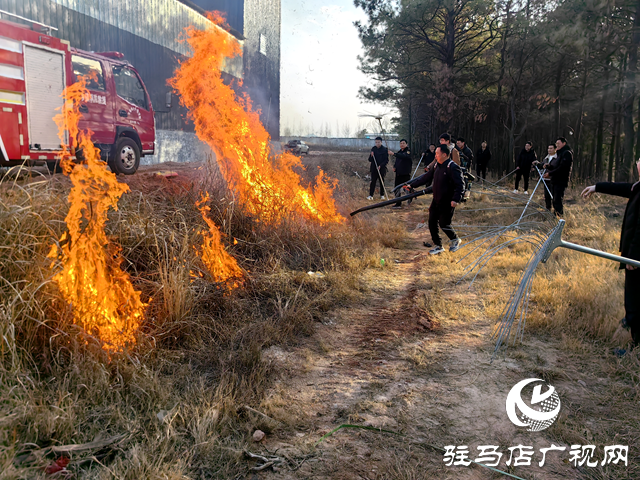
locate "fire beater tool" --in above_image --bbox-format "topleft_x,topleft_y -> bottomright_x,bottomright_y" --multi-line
350,187 -> 432,216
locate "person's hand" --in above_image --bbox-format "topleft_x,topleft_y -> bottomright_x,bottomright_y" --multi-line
627,264 -> 638,270
389,151 -> 395,156
393,168 -> 396,172
543,173 -> 549,179
543,163 -> 549,169
370,151 -> 374,157
451,201 -> 458,207
377,166 -> 380,170
581,185 -> 596,199
516,166 -> 520,170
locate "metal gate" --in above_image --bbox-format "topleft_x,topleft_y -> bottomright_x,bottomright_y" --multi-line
24,45 -> 65,151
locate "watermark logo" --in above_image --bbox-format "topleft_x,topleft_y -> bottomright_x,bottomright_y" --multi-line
506,378 -> 560,432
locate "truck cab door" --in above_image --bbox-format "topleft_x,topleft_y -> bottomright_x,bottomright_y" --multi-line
71,55 -> 114,146
111,65 -> 154,153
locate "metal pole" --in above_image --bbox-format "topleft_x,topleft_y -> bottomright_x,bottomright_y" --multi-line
559,241 -> 640,268
370,154 -> 389,199
372,117 -> 391,199
515,173 -> 544,225
542,219 -> 640,268
0,10 -> 58,31
534,165 -> 553,200
391,153 -> 426,194
496,169 -> 517,184
410,152 -> 425,180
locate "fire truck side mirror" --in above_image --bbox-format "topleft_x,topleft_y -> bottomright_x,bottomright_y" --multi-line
165,92 -> 172,109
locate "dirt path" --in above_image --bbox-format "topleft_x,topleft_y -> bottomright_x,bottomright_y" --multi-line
244,204 -> 607,480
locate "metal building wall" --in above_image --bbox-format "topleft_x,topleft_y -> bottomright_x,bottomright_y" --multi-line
243,0 -> 281,139
188,0 -> 244,34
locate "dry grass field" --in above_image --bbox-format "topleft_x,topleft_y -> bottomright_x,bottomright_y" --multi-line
1,151 -> 638,479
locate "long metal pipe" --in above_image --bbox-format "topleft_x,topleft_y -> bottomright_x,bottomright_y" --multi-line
0,10 -> 58,31
542,219 -> 640,268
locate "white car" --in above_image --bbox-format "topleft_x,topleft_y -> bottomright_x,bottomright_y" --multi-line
285,140 -> 310,155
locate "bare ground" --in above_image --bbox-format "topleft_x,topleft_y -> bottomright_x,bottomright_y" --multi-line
242,187 -> 638,479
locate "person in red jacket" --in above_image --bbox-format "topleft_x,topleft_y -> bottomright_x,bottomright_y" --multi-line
582,158 -> 640,356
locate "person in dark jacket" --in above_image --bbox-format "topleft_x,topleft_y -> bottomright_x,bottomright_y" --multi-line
456,138 -> 474,170
514,141 -> 537,194
367,137 -> 389,200
403,145 -> 465,255
476,141 -> 491,179
582,158 -> 640,354
390,139 -> 412,208
544,137 -> 573,216
425,144 -> 436,167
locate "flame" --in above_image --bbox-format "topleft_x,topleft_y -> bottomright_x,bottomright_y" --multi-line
171,13 -> 343,224
195,193 -> 243,285
48,77 -> 146,351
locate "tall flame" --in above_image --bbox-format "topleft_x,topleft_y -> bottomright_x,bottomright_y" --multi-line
49,78 -> 146,351
195,193 -> 243,285
171,13 -> 343,224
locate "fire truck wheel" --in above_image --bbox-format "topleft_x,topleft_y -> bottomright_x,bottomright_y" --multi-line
112,137 -> 140,175
46,161 -> 63,174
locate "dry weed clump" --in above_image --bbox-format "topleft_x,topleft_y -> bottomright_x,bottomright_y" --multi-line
0,159 -> 400,478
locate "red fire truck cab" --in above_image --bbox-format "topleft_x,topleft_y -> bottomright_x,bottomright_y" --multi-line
0,15 -> 155,174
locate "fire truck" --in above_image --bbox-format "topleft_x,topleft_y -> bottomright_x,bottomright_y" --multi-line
0,12 -> 155,174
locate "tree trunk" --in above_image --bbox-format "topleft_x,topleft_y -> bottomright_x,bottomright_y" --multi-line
553,58 -> 564,137
497,0 -> 512,100
609,103 -> 621,182
622,0 -> 640,181
635,95 -> 640,161
589,128 -> 597,180
574,56 -> 589,173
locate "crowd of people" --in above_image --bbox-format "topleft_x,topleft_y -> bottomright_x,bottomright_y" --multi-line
365,134 -> 640,355
367,134 -> 575,220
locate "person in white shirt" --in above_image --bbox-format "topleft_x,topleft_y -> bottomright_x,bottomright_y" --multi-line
540,143 -> 558,211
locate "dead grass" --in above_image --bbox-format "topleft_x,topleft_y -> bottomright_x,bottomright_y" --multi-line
2,158 -> 640,479
0,156 -> 405,478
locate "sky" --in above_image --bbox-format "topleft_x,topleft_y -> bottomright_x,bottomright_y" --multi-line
280,0 -> 390,137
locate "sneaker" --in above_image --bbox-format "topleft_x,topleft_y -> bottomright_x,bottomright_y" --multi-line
449,238 -> 462,252
380,195 -> 386,200
614,347 -> 628,358
367,196 -> 374,200
512,189 -> 518,194
523,191 -> 529,195
391,205 -> 402,209
423,241 -> 433,248
429,245 -> 445,255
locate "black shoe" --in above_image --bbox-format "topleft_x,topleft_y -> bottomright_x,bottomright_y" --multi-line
423,241 -> 433,248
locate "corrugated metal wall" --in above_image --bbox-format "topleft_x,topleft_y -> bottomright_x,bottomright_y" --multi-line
244,0 -> 280,139
189,0 -> 244,34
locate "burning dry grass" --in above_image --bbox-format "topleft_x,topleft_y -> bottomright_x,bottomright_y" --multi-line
0,153 -> 401,478
3,151 -> 638,478
49,78 -> 146,352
